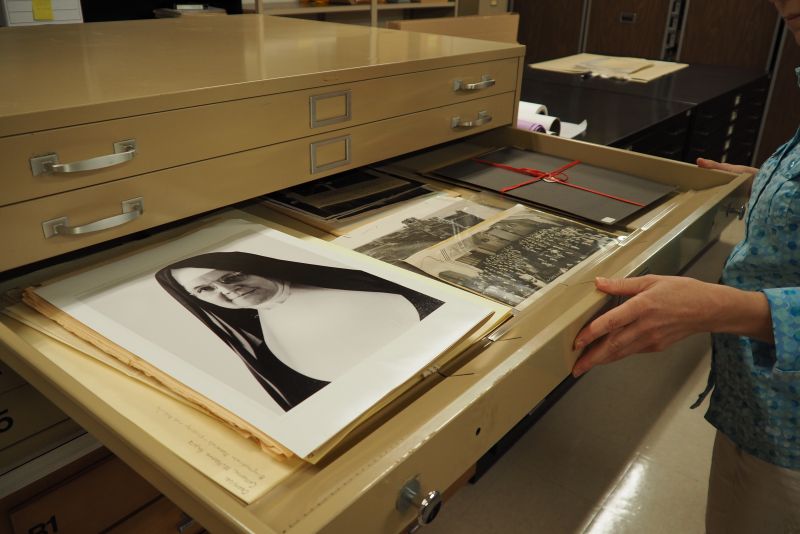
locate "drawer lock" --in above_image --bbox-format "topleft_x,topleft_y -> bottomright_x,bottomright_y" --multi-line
725,203 -> 746,220
30,139 -> 137,176
42,197 -> 144,238
396,477 -> 442,529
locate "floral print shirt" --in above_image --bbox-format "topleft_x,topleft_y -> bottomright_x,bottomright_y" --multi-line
704,70 -> 800,468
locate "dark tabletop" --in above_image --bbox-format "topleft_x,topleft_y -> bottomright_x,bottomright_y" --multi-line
520,79 -> 693,146
520,64 -> 765,147
523,64 -> 765,105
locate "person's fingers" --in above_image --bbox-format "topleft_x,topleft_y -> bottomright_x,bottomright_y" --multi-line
572,313 -> 668,376
573,318 -> 693,377
696,157 -> 736,171
696,158 -> 757,176
573,298 -> 640,350
594,276 -> 654,297
572,324 -> 642,376
696,157 -> 716,168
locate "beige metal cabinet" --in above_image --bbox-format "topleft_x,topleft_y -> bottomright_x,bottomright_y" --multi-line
0,14 -> 748,533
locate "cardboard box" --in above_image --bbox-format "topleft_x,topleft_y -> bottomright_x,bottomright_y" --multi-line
10,456 -> 160,534
0,386 -> 68,452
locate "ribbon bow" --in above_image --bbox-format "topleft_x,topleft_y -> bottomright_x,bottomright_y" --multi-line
471,158 -> 644,207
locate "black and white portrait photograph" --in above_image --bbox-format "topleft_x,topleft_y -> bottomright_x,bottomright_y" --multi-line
155,250 -> 445,412
406,205 -> 619,307
34,217 -> 493,458
334,195 -> 501,267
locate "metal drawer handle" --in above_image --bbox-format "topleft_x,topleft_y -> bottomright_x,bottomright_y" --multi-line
453,74 -> 496,92
451,110 -> 492,129
42,197 -> 143,239
30,139 -> 137,176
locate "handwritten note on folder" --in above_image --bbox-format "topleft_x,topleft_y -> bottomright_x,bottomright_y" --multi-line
3,304 -> 299,503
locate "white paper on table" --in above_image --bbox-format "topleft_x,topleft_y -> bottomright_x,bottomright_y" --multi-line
559,120 -> 588,139
574,56 -> 653,76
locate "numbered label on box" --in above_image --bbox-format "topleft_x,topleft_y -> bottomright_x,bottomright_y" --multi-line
10,456 -> 160,534
0,385 -> 69,451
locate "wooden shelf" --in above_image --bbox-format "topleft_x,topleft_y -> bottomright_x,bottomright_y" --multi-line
262,2 -> 369,15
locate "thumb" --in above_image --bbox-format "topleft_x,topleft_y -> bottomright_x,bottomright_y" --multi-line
594,276 -> 652,297
697,158 -> 725,171
696,157 -> 715,167
696,158 -> 756,176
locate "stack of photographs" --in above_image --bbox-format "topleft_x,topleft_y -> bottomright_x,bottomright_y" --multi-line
263,168 -> 431,222
21,218 -> 499,462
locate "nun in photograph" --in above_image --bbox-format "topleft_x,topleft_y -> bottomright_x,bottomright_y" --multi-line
155,251 -> 443,412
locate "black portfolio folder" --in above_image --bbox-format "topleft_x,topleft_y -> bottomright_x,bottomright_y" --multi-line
432,147 -> 676,225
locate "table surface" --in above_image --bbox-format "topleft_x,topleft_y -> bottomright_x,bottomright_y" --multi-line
520,78 -> 693,146
521,64 -> 766,147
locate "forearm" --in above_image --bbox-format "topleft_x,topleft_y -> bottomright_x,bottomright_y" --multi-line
707,283 -> 774,344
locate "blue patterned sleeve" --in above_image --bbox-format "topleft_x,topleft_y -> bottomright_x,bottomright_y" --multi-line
763,287 -> 800,371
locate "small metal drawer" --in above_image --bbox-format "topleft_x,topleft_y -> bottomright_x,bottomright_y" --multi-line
0,92 -> 515,272
1,59 -> 518,208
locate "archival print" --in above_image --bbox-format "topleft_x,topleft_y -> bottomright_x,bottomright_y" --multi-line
31,218 -> 493,458
406,204 -> 619,307
333,195 -> 501,268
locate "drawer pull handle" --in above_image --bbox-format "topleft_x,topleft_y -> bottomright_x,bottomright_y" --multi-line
42,197 -> 143,239
30,139 -> 137,176
451,111 -> 492,129
396,478 -> 442,528
453,74 -> 496,92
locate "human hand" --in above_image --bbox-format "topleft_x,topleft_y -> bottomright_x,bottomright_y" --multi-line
571,275 -> 721,377
696,157 -> 758,177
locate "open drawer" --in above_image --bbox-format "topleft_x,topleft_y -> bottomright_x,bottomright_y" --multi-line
0,127 -> 749,533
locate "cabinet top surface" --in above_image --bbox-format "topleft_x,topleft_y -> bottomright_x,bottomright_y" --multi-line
0,15 -> 523,135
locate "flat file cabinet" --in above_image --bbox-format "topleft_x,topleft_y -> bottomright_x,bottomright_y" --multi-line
0,15 -> 748,533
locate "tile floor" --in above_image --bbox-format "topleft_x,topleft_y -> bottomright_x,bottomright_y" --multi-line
427,220 -> 744,534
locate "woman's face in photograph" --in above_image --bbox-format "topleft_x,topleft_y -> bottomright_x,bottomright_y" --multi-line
172,268 -> 282,309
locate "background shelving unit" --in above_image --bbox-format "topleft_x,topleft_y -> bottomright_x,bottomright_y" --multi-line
255,1 -> 459,26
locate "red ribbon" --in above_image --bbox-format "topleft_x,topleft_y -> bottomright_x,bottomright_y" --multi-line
471,158 -> 645,207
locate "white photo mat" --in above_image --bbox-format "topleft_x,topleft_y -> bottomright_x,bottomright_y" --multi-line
1,308 -> 300,504
32,219 -> 493,459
